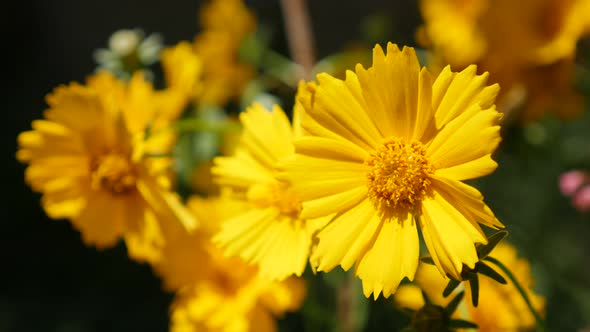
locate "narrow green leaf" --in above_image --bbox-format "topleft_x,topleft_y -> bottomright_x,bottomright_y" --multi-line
477,230 -> 509,258
468,274 -> 480,307
421,290 -> 433,306
420,256 -> 435,265
477,262 -> 507,284
442,279 -> 461,298
444,291 -> 464,315
449,319 -> 478,329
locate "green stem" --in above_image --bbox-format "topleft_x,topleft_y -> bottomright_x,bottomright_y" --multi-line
484,256 -> 546,332
147,118 -> 241,139
263,50 -> 301,88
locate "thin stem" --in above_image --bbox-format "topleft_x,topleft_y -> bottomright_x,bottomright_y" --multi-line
279,0 -> 316,80
336,271 -> 356,332
484,256 -> 546,331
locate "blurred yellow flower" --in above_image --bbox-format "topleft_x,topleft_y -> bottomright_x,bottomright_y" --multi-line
170,256 -> 306,332
419,0 -> 590,122
200,0 -> 256,106
161,41 -> 202,100
283,43 -> 504,299
151,194 -> 247,291
212,103 -> 331,280
17,71 -> 196,260
160,0 -> 256,107
395,242 -> 546,331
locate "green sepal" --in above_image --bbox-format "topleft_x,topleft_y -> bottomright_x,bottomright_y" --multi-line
420,256 -> 435,265
442,279 -> 461,298
477,261 -> 507,284
467,272 -> 480,307
448,319 -> 478,329
444,291 -> 464,315
476,230 -> 509,259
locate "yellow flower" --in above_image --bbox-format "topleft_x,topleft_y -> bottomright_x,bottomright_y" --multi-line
192,0 -> 256,106
418,0 -> 590,122
284,43 -> 504,299
170,257 -> 306,332
145,189 -> 304,332
199,0 -> 255,43
395,242 -> 546,331
16,71 -> 196,260
212,103 -> 331,280
151,194 -> 247,291
160,0 -> 255,107
161,41 -> 202,100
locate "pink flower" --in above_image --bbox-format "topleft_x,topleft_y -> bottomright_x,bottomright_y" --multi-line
559,170 -> 588,197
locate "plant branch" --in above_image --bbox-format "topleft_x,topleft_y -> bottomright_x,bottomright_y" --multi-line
484,256 -> 546,332
279,0 -> 316,80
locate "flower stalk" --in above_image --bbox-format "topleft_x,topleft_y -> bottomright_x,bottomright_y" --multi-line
484,256 -> 546,332
279,0 -> 316,80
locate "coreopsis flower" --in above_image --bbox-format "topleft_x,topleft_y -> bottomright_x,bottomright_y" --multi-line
161,41 -> 202,100
418,0 -> 590,122
16,71 -> 196,260
151,194 -> 247,291
192,0 -> 256,105
159,0 -> 255,107
212,103 -> 330,280
283,43 -> 504,298
395,242 -> 546,331
169,255 -> 306,332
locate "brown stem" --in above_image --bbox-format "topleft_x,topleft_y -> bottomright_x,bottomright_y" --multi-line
279,0 -> 316,80
337,272 -> 355,332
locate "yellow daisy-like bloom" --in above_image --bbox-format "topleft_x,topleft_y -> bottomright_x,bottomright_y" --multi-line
418,0 -> 590,122
149,190 -> 305,332
161,41 -> 202,101
16,71 -> 196,259
284,43 -> 504,299
170,257 -> 306,332
192,0 -> 256,106
212,103 -> 330,280
161,0 -> 255,107
151,194 -> 247,291
395,242 -> 546,331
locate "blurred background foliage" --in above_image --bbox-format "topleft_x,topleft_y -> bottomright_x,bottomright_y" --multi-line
5,0 -> 590,331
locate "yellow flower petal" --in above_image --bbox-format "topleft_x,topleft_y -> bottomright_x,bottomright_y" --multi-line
214,207 -> 309,280
356,214 -> 419,299
432,176 -> 504,230
312,199 -> 382,272
301,186 -> 367,219
434,154 -> 498,181
420,192 -> 482,279
356,44 -> 422,140
293,136 -> 369,162
307,72 -> 381,151
72,190 -> 126,248
285,154 -> 368,201
433,65 -> 499,128
427,105 -> 501,170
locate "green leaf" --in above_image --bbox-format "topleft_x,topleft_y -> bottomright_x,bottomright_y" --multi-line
468,273 -> 480,307
444,291 -> 464,315
442,279 -> 461,298
420,256 -> 435,265
448,319 -> 478,329
421,290 -> 433,306
477,230 -> 508,258
477,262 -> 507,284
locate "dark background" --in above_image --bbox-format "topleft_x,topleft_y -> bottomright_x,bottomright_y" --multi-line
3,1 -> 420,331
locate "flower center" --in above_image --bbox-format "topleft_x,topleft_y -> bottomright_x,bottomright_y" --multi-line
90,153 -> 137,195
247,182 -> 302,218
365,138 -> 434,214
